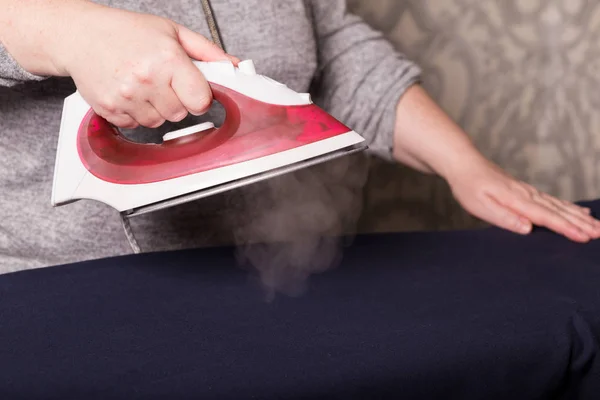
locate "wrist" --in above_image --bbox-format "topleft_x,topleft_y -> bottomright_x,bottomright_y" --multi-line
433,145 -> 489,184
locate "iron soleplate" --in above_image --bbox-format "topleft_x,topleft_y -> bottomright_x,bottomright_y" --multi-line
123,142 -> 368,217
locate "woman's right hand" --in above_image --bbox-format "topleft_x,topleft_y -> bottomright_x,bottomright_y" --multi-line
61,3 -> 240,129
2,1 -> 239,129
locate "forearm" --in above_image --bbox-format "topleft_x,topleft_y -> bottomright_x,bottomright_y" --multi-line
0,0 -> 97,77
392,84 -> 485,179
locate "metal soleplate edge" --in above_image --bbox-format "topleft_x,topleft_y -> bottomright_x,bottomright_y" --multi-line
123,142 -> 368,217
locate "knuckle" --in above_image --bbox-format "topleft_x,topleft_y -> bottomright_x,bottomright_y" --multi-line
97,96 -> 117,114
562,199 -> 577,208
527,185 -> 541,197
539,192 -> 553,202
133,66 -> 153,84
160,45 -> 181,64
537,194 -> 552,205
518,187 -> 534,200
119,84 -> 135,100
512,184 -> 530,198
133,45 -> 180,84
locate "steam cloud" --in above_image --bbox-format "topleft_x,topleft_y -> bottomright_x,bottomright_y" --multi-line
227,153 -> 370,299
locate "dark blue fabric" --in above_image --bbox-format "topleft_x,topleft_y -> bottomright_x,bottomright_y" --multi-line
0,201 -> 599,399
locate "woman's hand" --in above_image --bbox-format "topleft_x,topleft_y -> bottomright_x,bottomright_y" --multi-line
392,84 -> 600,242
62,4 -> 240,129
1,0 -> 239,129
446,155 -> 600,242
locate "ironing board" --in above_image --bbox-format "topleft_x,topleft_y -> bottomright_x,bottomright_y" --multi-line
1,200 -> 599,400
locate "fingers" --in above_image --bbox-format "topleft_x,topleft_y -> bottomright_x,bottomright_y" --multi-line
172,24 -> 238,116
557,199 -> 594,218
148,84 -> 188,122
95,58 -> 208,127
171,59 -> 214,116
529,185 -> 592,217
176,24 -> 240,65
449,161 -> 599,242
537,196 -> 593,239
103,113 -> 139,129
544,196 -> 600,239
131,102 -> 166,128
97,96 -> 167,129
497,189 -> 592,242
79,17 -> 239,129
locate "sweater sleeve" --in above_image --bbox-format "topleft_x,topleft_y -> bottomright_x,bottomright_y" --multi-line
0,43 -> 47,87
307,0 -> 422,161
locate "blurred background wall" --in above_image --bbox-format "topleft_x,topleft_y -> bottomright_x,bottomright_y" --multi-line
348,0 -> 600,233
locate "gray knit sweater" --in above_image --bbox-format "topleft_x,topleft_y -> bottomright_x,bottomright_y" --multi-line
0,0 -> 421,274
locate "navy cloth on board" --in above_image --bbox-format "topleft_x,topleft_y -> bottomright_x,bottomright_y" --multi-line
0,200 -> 599,400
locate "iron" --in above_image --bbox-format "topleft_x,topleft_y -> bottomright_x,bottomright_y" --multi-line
51,59 -> 368,217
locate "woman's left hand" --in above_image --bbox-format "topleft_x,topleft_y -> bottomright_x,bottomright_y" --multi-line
391,84 -> 600,242
447,156 -> 600,242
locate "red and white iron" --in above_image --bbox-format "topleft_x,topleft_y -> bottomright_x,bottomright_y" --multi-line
51,59 -> 367,217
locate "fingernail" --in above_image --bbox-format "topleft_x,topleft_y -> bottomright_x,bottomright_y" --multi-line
575,229 -> 590,242
519,218 -> 532,234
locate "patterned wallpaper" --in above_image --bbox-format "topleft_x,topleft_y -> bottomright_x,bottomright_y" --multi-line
348,0 -> 600,233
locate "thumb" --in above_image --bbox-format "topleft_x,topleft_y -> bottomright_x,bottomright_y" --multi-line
467,194 -> 533,235
175,24 -> 240,64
